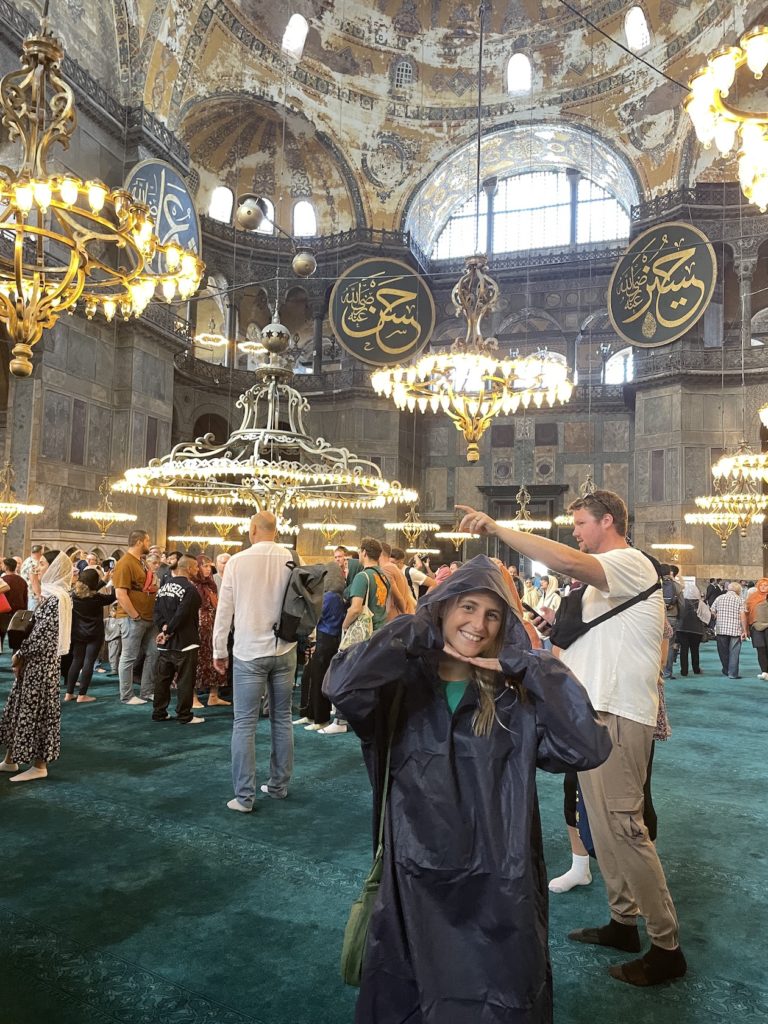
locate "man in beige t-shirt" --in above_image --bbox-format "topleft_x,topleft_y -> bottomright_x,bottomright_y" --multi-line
112,529 -> 158,705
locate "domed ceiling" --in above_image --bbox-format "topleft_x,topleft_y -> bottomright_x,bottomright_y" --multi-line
47,0 -> 766,231
179,97 -> 360,233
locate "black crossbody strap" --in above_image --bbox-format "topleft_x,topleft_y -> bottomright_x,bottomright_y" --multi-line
376,684 -> 404,853
580,578 -> 661,633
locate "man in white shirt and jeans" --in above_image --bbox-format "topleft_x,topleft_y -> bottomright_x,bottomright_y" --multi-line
213,512 -> 296,812
457,490 -> 686,987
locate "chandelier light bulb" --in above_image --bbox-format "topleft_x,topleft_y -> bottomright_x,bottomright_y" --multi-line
86,181 -> 107,214
32,180 -> 52,212
709,47 -> 739,95
14,182 -> 33,213
59,177 -> 79,205
742,26 -> 768,78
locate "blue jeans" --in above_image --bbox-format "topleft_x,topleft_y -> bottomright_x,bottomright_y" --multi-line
231,649 -> 297,808
716,634 -> 741,678
117,618 -> 158,701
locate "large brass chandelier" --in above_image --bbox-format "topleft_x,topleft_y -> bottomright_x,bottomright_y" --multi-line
496,484 -> 552,533
113,321 -> 417,516
0,4 -> 204,377
372,256 -> 573,463
684,25 -> 768,211
70,477 -> 136,537
384,506 -> 441,546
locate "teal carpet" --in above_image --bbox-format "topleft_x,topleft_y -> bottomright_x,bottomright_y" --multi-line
0,643 -> 766,1024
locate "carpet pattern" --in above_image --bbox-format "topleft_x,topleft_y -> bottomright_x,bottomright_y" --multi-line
1,643 -> 765,1024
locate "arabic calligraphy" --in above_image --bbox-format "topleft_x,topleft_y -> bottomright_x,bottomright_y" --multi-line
608,222 -> 716,348
125,160 -> 201,273
330,259 -> 435,366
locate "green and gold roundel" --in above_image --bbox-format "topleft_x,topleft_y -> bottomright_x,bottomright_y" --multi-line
608,222 -> 717,348
329,257 -> 435,366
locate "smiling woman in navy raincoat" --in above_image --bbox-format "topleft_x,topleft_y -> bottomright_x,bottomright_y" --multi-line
325,555 -> 612,1024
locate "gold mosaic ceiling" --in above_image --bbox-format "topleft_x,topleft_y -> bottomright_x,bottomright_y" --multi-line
39,1 -> 768,229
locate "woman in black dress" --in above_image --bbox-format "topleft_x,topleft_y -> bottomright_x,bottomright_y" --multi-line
64,568 -> 115,703
0,551 -> 73,782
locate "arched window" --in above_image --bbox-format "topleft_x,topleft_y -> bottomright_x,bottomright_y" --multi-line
494,172 -> 571,252
393,59 -> 414,88
604,346 -> 634,384
282,14 -> 309,59
293,200 -> 317,237
255,197 -> 274,234
506,52 -> 532,94
624,6 -> 651,53
576,178 -> 630,244
208,185 -> 234,223
433,192 -> 488,261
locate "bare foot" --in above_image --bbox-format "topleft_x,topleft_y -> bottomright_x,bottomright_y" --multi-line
76,695 -> 97,703
208,695 -> 231,706
64,694 -> 77,702
192,699 -> 204,709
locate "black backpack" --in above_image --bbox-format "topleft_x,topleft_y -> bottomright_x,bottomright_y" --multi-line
549,553 -> 661,650
273,562 -> 327,643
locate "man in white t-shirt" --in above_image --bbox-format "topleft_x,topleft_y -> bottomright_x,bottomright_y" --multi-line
457,491 -> 686,987
213,512 -> 296,812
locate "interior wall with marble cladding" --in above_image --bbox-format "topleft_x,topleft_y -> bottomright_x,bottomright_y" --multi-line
420,408 -> 633,521
632,382 -> 765,577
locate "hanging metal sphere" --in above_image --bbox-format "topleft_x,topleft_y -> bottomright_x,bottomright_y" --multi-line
261,318 -> 291,354
292,250 -> 317,277
234,194 -> 269,231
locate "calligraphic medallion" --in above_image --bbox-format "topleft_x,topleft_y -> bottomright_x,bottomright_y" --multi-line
124,159 -> 202,270
329,257 -> 435,366
608,222 -> 716,348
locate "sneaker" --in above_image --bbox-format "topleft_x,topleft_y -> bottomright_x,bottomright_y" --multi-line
226,798 -> 252,813
317,722 -> 348,735
123,696 -> 147,705
260,784 -> 288,799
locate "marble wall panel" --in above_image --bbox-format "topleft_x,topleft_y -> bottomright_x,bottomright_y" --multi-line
43,324 -> 68,372
110,409 -> 130,474
67,331 -> 98,381
455,466 -> 484,508
640,394 -> 673,438
130,411 -> 145,467
561,462 -> 593,502
425,466 -> 448,512
635,449 -> 650,504
563,422 -> 594,453
603,462 -> 629,499
40,391 -> 72,462
603,419 -> 630,452
86,405 -> 113,472
134,350 -> 169,402
666,448 -> 680,504
683,447 -> 708,501
426,423 -> 454,459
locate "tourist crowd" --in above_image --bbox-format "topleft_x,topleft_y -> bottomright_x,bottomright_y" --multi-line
2,493 -> 767,1020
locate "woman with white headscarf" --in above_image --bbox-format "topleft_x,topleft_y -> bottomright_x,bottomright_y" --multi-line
675,580 -> 707,677
0,550 -> 73,782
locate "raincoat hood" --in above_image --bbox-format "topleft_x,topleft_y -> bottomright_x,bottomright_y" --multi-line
418,554 -> 523,645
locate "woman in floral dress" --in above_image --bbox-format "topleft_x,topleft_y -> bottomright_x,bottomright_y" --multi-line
0,551 -> 73,783
193,555 -> 230,707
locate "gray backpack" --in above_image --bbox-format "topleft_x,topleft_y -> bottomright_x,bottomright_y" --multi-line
273,561 -> 327,643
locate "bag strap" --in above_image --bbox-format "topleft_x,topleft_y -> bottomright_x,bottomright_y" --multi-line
575,578 -> 661,635
375,684 -> 404,854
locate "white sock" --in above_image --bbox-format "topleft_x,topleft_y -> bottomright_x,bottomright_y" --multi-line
548,853 -> 592,893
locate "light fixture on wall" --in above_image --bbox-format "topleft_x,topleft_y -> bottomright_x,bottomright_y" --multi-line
370,5 -> 573,461
683,25 -> 768,210
234,195 -> 317,278
70,477 -> 136,537
496,484 -> 552,533
0,3 -> 204,376
0,460 -> 43,555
